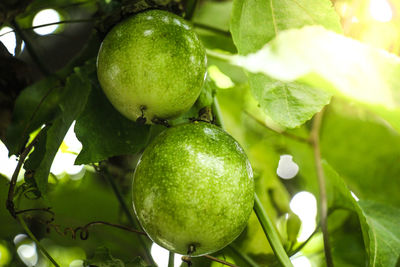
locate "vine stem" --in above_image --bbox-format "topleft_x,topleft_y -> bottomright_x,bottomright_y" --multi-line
253,194 -> 293,267
204,255 -> 239,267
211,97 -> 292,267
17,215 -> 60,267
193,23 -> 231,37
310,109 -> 333,267
6,128 -> 45,218
96,165 -> 155,265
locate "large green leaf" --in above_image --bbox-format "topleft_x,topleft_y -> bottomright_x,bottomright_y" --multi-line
358,200 -> 400,267
29,65 -> 92,194
233,26 -> 400,132
321,102 -> 400,207
74,84 -> 151,165
323,162 -> 400,267
230,0 -> 341,128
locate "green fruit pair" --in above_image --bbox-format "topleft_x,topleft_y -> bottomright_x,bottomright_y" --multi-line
97,10 -> 254,256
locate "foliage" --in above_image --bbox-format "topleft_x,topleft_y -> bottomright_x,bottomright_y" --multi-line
0,0 -> 400,266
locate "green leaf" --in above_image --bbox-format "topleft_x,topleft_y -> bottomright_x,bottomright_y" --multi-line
321,102 -> 400,207
230,0 -> 341,55
229,0 -> 341,128
30,65 -> 92,195
74,85 -> 151,165
234,26 -> 400,132
249,75 -> 331,128
359,200 -> 400,267
324,161 -> 400,267
5,76 -> 63,155
84,246 -> 125,267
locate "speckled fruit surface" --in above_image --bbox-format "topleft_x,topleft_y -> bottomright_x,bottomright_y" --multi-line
132,122 -> 254,256
97,10 -> 207,123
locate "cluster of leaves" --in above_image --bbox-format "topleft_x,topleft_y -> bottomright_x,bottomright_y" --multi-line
0,0 -> 400,266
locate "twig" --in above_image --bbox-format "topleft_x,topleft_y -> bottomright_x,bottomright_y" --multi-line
310,109 -> 333,267
193,23 -> 231,37
229,244 -> 259,267
204,255 -> 239,267
10,20 -> 50,75
6,129 -> 45,218
15,207 -> 54,216
18,215 -> 60,267
212,96 -> 224,128
244,110 -> 310,144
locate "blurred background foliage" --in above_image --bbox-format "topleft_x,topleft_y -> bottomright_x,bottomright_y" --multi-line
0,0 -> 399,266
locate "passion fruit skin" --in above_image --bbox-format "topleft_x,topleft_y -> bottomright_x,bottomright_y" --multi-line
97,10 -> 207,123
132,122 -> 254,256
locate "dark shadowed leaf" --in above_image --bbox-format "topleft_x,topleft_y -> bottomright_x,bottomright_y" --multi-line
74,84 -> 151,165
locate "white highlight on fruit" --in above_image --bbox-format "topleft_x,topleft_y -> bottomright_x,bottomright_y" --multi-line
143,29 -> 153,36
0,141 -> 23,180
290,191 -> 317,242
17,242 -> 38,267
173,18 -> 182,26
150,243 -> 182,267
32,9 -> 61,35
162,16 -> 170,23
0,27 -> 16,55
370,0 -> 393,22
351,191 -> 360,201
146,16 -> 154,20
276,154 -> 299,179
291,254 -> 312,267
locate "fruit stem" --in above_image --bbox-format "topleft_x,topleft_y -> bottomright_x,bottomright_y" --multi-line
211,96 -> 224,128
253,194 -> 293,267
168,251 -> 174,267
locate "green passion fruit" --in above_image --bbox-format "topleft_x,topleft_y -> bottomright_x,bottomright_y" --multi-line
132,122 -> 254,256
96,10 -> 207,123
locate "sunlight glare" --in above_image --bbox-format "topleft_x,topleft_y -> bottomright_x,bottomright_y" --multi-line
33,9 -> 61,35
0,27 -> 16,55
151,243 -> 182,267
351,191 -> 360,201
69,259 -> 84,267
277,154 -> 299,179
290,191 -> 317,242
208,65 -> 234,88
370,0 -> 393,22
17,243 -> 38,267
0,141 -> 23,180
291,254 -> 312,267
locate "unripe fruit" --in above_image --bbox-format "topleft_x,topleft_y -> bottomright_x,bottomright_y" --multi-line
132,122 -> 254,256
96,10 -> 207,123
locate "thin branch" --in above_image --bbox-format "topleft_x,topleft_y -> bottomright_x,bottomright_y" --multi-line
310,109 -> 333,267
10,20 -> 50,75
204,255 -> 239,267
0,19 -> 95,37
229,244 -> 259,267
193,23 -> 231,37
212,96 -> 225,128
253,194 -> 293,267
6,128 -> 45,218
15,207 -> 54,216
18,215 -> 60,267
244,110 -> 310,144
